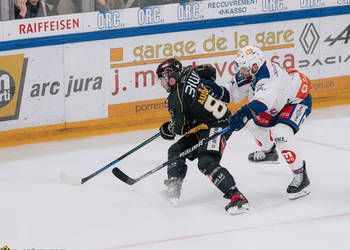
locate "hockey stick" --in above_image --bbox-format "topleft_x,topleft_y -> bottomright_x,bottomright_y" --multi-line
60,132 -> 161,185
112,127 -> 230,185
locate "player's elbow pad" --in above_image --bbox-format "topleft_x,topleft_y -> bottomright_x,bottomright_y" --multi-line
247,100 -> 268,116
202,79 -> 229,102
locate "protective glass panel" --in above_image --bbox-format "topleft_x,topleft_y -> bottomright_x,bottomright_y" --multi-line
12,0 -> 83,19
95,0 -> 203,11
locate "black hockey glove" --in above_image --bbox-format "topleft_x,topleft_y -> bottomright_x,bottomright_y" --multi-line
160,121 -> 175,140
229,105 -> 253,131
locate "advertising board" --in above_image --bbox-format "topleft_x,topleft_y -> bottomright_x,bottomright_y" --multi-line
0,3 -> 349,147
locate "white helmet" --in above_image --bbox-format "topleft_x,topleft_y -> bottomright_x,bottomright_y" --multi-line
234,45 -> 266,75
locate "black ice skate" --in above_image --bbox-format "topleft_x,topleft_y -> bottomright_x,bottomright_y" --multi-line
287,161 -> 310,200
164,177 -> 183,206
248,143 -> 279,164
224,188 -> 250,215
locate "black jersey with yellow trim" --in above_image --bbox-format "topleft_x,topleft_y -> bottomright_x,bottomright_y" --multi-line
166,68 -> 230,135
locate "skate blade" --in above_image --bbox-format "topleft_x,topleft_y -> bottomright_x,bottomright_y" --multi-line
248,160 -> 280,164
288,188 -> 310,200
226,204 -> 251,215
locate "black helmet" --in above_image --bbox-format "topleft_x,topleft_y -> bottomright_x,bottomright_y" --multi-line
156,58 -> 182,81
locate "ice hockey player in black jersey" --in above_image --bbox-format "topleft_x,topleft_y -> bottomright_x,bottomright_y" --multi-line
156,58 -> 250,215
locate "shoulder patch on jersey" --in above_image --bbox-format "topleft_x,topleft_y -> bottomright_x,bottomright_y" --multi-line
184,70 -> 200,98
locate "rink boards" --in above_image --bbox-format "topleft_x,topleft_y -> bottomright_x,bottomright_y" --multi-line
0,1 -> 350,147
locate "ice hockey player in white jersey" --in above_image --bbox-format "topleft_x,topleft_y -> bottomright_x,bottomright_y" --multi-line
204,45 -> 312,200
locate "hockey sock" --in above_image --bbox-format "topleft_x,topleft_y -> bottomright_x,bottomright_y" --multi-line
248,121 -> 274,152
273,123 -> 304,172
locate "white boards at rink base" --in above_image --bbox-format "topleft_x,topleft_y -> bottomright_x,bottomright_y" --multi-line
0,0 -> 349,147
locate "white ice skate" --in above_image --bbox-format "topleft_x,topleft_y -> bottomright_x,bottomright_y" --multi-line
164,177 -> 183,206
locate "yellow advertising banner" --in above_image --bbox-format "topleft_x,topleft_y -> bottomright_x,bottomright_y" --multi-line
1,74 -> 350,148
0,54 -> 27,121
107,74 -> 350,125
310,75 -> 350,108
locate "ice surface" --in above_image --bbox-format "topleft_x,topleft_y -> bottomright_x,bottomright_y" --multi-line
1,105 -> 350,250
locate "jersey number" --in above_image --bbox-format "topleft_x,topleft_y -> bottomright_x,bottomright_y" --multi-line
288,69 -> 310,100
296,75 -> 310,99
204,95 -> 227,119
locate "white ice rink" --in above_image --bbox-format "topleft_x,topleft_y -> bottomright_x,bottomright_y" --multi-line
1,105 -> 350,250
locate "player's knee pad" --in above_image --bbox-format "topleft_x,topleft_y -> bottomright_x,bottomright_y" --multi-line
198,154 -> 236,194
272,123 -> 294,139
248,120 -> 274,151
273,123 -> 304,172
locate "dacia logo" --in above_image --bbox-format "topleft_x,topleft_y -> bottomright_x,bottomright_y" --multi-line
299,54 -> 350,68
299,23 -> 320,54
324,25 -> 350,46
262,0 -> 287,12
177,2 -> 200,21
137,7 -> 162,25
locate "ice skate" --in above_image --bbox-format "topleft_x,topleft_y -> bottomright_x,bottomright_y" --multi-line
287,161 -> 310,200
164,177 -> 183,206
224,188 -> 250,215
248,143 -> 279,164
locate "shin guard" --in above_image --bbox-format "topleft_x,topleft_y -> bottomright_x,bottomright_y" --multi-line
273,123 -> 304,173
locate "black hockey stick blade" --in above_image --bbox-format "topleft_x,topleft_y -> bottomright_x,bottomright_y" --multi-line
112,168 -> 136,185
